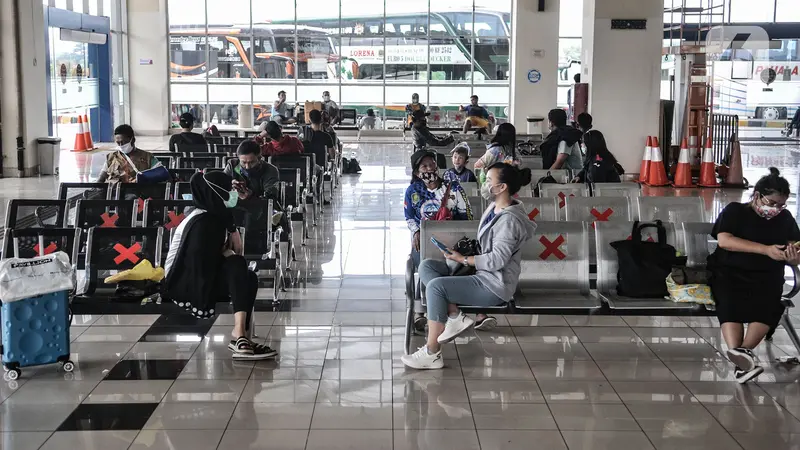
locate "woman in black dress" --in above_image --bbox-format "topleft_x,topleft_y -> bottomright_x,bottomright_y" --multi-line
163,171 -> 277,360
709,167 -> 800,383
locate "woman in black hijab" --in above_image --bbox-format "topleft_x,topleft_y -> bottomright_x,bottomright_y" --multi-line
163,171 -> 277,360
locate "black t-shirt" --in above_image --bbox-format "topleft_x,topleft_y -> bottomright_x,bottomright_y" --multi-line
304,128 -> 334,167
168,132 -> 207,151
709,202 -> 800,276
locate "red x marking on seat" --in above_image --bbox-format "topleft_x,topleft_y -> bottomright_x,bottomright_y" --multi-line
165,211 -> 185,230
539,235 -> 566,260
100,212 -> 118,228
557,192 -> 575,209
33,242 -> 57,255
626,234 -> 655,242
136,197 -> 152,214
528,208 -> 540,221
589,208 -> 614,229
113,242 -> 141,265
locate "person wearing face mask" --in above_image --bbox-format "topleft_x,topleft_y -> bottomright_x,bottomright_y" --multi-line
405,93 -> 427,129
224,140 -> 281,204
402,163 -> 536,369
96,124 -> 161,184
321,91 -> 340,126
163,171 -> 278,360
405,150 -> 473,268
443,143 -> 477,183
708,167 -> 800,384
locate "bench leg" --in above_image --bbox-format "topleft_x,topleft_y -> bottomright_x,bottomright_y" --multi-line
780,312 -> 800,355
404,255 -> 416,355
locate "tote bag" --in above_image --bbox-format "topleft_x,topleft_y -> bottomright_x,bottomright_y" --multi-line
610,220 -> 678,298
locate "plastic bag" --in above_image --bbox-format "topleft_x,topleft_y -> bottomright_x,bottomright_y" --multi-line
666,273 -> 714,305
0,252 -> 75,302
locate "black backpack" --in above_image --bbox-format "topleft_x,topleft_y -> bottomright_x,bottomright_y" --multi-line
533,171 -> 559,197
610,220 -> 682,298
341,157 -> 362,174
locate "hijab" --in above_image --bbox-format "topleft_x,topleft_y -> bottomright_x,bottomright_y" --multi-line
190,170 -> 232,215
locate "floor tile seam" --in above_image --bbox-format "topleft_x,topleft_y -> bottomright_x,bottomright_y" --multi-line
648,337 -> 747,450
84,378 -> 177,404
29,430 -> 56,450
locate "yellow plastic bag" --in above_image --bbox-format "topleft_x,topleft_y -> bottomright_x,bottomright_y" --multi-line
104,259 -> 164,284
666,274 -> 714,305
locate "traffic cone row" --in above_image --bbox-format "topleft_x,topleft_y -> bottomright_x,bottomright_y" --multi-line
644,136 -> 669,186
672,138 -> 694,187
71,114 -> 96,152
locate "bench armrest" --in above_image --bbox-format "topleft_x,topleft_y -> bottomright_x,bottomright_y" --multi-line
405,254 -> 416,306
786,265 -> 800,301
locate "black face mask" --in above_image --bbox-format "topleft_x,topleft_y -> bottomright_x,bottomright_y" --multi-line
419,172 -> 438,183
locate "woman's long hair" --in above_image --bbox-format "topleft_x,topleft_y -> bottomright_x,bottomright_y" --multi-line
582,130 -> 617,165
490,122 -> 517,161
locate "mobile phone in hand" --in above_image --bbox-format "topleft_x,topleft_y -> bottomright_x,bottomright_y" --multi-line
430,237 -> 452,254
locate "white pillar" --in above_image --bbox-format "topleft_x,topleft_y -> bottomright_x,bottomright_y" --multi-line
509,0 -> 560,130
581,0 -> 663,175
127,0 -> 169,136
0,0 -> 47,177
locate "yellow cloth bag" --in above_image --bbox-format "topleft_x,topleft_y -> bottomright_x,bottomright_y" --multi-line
104,259 -> 164,284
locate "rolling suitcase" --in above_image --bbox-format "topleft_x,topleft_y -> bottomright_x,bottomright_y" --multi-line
0,251 -> 75,380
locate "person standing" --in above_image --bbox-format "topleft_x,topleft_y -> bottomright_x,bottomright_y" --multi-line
322,91 -> 340,126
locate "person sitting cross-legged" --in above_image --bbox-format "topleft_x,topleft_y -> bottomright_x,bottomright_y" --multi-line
402,163 -> 536,369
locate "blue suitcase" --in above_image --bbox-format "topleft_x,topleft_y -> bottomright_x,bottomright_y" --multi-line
1,290 -> 73,380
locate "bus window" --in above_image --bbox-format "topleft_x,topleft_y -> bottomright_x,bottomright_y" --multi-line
207,35 -> 252,79
170,35 -> 210,78
384,64 -> 427,81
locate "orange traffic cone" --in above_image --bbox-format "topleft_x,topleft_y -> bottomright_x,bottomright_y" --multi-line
82,114 -> 95,150
71,115 -> 88,152
697,136 -> 719,187
723,133 -> 747,188
646,136 -> 669,186
638,136 -> 652,184
672,137 -> 694,187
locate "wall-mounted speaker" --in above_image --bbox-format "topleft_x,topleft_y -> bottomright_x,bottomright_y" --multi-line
538,0 -> 545,12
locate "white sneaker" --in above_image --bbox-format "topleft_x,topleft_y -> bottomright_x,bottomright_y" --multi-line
401,346 -> 444,370
437,312 -> 475,344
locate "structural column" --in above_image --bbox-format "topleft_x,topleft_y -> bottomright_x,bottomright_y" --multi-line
0,0 -> 48,177
127,0 -> 169,136
509,0 -> 560,130
581,0 -> 663,174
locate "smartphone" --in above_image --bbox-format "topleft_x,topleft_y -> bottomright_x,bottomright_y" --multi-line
430,237 -> 452,254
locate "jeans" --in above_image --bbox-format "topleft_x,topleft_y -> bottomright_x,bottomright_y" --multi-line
418,259 -> 504,324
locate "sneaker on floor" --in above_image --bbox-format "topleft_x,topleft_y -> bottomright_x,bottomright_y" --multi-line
474,316 -> 497,331
728,347 -> 756,371
735,365 -> 763,384
401,346 -> 443,370
437,312 -> 475,344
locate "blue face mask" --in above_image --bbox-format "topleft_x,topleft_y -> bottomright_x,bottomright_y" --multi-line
204,176 -> 239,209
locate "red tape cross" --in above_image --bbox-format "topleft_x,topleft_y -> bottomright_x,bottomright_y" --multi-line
165,211 -> 185,230
589,207 -> 614,229
539,235 -> 566,260
100,212 -> 118,228
34,242 -> 57,255
557,192 -> 575,209
136,197 -> 152,214
113,242 -> 141,265
528,208 -> 540,221
626,234 -> 655,242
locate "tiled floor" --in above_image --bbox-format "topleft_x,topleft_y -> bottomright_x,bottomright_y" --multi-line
3,139 -> 800,449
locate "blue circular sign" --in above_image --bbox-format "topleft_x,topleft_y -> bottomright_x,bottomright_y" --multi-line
527,69 -> 541,84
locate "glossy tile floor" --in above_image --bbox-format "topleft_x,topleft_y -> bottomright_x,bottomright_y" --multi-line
4,139 -> 800,449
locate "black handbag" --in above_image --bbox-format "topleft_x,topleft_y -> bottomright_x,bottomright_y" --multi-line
610,220 -> 680,298
449,237 -> 481,276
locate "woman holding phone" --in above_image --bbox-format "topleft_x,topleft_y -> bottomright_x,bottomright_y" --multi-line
402,163 -> 536,370
708,167 -> 800,383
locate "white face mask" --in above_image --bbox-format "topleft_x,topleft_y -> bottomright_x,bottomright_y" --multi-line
118,142 -> 133,154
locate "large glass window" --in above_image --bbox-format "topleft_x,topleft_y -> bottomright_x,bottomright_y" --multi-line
167,0 -> 511,130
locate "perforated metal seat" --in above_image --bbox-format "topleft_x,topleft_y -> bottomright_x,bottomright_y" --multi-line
565,196 -> 633,262
517,197 -> 560,222
635,196 -> 706,253
514,221 -> 599,311
594,221 -> 701,311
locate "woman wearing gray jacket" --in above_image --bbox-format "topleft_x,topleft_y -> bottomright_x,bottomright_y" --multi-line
402,163 -> 537,370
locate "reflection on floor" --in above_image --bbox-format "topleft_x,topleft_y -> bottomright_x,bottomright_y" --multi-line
1,138 -> 800,449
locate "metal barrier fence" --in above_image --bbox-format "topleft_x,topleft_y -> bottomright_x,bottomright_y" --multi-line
712,113 -> 739,164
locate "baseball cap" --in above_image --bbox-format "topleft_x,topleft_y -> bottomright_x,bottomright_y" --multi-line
410,149 -> 437,172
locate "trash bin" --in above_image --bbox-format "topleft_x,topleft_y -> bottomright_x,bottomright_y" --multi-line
526,116 -> 545,136
238,103 -> 253,129
37,137 -> 61,176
